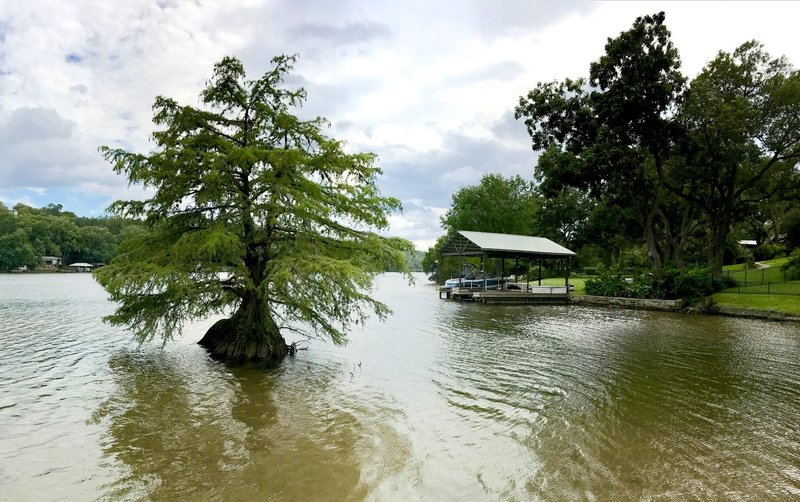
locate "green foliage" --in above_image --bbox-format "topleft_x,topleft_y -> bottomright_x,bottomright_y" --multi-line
421,233 -> 481,283
782,249 -> 800,281
783,208 -> 800,251
676,41 -> 800,275
585,274 -> 630,298
95,55 -> 412,349
534,186 -> 595,250
752,242 -> 784,261
0,201 -> 139,271
516,12 -> 800,277
424,174 -> 540,283
585,268 -> 715,300
440,174 -> 537,235
387,249 -> 423,272
516,12 -> 693,272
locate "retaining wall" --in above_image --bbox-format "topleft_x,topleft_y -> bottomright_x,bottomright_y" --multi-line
571,295 -> 685,311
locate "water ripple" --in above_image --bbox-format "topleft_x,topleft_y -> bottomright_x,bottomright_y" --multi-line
2,273 -> 800,500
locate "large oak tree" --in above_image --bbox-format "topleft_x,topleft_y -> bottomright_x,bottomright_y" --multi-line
674,41 -> 800,277
516,12 -> 689,271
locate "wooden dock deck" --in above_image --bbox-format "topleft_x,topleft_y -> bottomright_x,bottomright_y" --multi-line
439,285 -> 570,305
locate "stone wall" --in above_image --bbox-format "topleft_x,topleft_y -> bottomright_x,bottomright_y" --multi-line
571,295 -> 685,311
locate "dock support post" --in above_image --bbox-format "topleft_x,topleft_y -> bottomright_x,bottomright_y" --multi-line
538,259 -> 542,286
565,258 -> 570,292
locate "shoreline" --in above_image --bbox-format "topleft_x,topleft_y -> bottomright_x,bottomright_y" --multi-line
571,294 -> 800,323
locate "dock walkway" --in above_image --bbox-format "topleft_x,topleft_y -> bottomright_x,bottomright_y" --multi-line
439,284 -> 570,305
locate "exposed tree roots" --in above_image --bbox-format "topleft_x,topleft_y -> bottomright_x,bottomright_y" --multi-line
198,308 -> 288,366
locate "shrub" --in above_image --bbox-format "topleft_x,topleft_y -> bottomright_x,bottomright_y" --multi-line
713,274 -> 738,291
584,268 -> 715,300
753,242 -> 784,261
667,267 -> 714,299
585,274 -> 629,297
782,249 -> 800,280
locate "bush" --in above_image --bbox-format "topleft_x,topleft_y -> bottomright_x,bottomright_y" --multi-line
666,267 -> 714,299
584,268 -> 715,300
585,274 -> 629,297
782,249 -> 800,280
753,242 -> 784,261
713,274 -> 738,291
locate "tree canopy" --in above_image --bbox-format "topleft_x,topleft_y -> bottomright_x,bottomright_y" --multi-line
0,202 -> 137,271
440,173 -> 537,236
515,12 -> 800,278
95,55 -> 412,365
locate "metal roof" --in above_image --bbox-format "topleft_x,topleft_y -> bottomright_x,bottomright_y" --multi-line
441,230 -> 576,258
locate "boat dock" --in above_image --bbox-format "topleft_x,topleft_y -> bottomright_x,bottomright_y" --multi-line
436,230 -> 576,306
439,285 -> 571,305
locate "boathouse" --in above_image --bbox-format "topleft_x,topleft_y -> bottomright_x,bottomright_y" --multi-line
438,230 -> 576,304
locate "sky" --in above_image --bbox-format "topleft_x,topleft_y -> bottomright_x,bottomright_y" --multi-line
2,1 -> 800,251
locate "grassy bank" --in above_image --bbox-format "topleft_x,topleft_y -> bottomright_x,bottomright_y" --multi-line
711,293 -> 800,316
539,277 -> 588,295
717,257 -> 800,315
721,257 -> 790,272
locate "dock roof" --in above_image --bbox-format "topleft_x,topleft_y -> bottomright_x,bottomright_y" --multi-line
440,230 -> 576,259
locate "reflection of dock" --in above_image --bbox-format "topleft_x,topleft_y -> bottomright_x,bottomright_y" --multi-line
439,285 -> 570,305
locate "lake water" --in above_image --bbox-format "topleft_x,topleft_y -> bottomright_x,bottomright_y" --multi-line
1,273 -> 799,500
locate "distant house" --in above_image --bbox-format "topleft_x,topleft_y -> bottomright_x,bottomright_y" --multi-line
68,263 -> 93,272
41,256 -> 62,268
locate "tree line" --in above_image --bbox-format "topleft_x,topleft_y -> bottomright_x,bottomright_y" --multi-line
425,12 -> 800,282
0,202 -> 144,271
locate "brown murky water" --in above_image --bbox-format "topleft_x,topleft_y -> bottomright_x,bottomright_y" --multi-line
1,273 -> 799,500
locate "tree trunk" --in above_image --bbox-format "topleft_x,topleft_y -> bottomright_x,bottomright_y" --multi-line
707,215 -> 731,280
643,207 -> 663,270
198,294 -> 287,366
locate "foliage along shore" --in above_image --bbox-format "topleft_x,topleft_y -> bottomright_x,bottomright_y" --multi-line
571,293 -> 800,322
424,12 -> 800,291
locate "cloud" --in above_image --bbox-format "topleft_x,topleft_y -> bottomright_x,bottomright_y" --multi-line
2,0 -> 800,245
1,107 -> 74,142
376,110 -> 535,206
0,107 -> 111,189
286,21 -> 392,46
386,199 -> 449,251
444,61 -> 526,87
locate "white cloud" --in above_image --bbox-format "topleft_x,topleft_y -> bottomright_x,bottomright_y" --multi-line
2,0 -> 800,246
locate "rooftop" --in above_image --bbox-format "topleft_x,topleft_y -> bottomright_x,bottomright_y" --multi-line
440,230 -> 576,259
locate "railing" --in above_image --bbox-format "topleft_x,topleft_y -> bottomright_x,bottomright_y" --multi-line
723,268 -> 800,295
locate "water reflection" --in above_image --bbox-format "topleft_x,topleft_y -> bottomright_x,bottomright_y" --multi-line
432,304 -> 800,500
93,348 -> 388,501
3,273 -> 800,500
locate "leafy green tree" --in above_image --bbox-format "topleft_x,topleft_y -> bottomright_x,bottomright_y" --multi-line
440,173 -> 537,235
0,229 -> 36,271
76,226 -> 117,263
421,234 -> 463,282
516,12 -> 690,271
533,186 -> 594,251
15,206 -> 79,262
95,55 -> 411,365
673,41 -> 800,277
0,203 -> 35,270
423,174 -> 539,282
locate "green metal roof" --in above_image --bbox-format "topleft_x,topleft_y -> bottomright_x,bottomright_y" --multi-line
440,230 -> 576,258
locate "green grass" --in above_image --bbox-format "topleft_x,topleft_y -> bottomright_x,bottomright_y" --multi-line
712,292 -> 800,315
722,262 -> 790,284
722,256 -> 790,272
539,277 -> 588,295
